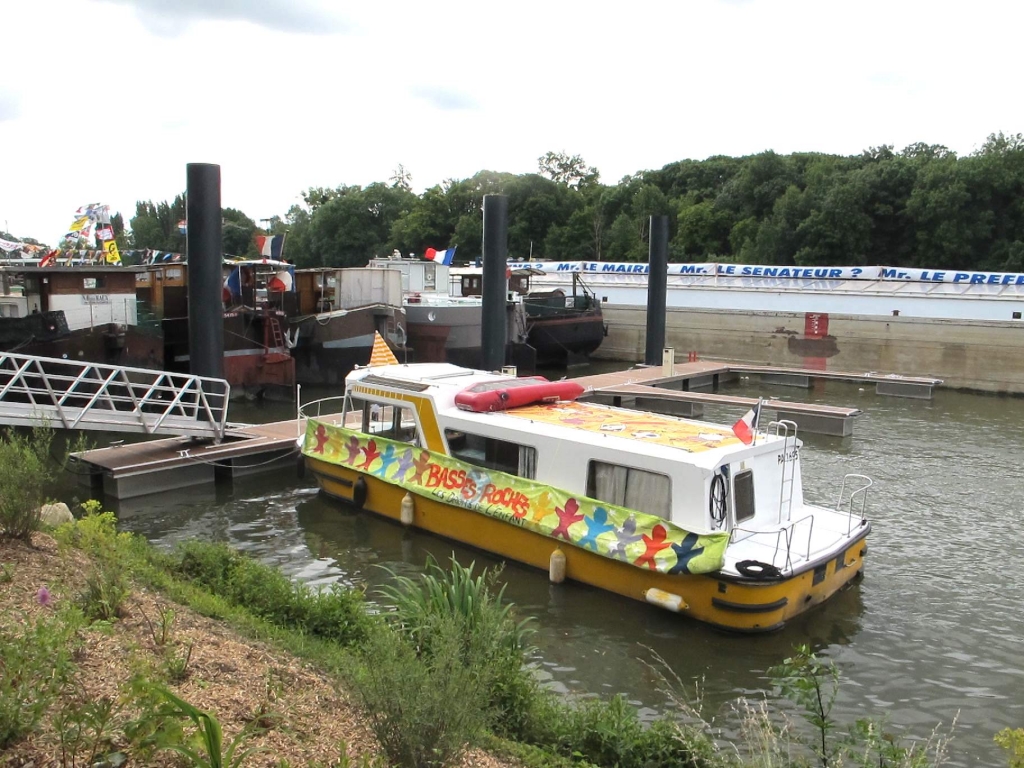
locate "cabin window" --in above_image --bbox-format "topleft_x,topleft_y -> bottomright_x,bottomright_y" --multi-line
586,461 -> 671,520
83,277 -> 105,290
423,263 -> 436,290
351,398 -> 420,445
733,470 -> 755,523
444,429 -> 536,478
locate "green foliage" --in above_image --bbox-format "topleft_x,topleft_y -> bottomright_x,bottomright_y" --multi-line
768,645 -> 950,768
996,728 -> 1024,768
172,540 -> 371,645
164,640 -> 195,683
0,609 -> 79,748
520,693 -> 711,768
139,604 -> 176,647
79,562 -> 130,621
770,645 -> 841,767
148,685 -> 263,768
52,688 -> 120,768
376,555 -> 536,737
346,618 -> 491,768
0,428 -> 54,539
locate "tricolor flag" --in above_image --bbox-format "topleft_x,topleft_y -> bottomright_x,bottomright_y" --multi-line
368,331 -> 399,367
177,220 -> 187,235
732,399 -> 763,445
223,266 -> 243,303
256,234 -> 285,259
267,267 -> 295,292
424,245 -> 456,266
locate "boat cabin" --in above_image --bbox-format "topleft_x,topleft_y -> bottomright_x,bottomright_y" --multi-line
0,266 -> 141,329
339,363 -> 803,537
368,255 -> 448,294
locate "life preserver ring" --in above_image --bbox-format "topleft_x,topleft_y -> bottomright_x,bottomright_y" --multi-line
735,560 -> 782,580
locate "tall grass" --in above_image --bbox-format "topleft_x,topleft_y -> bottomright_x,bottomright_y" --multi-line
375,555 -> 537,736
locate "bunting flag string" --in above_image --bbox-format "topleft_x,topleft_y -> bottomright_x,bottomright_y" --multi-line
60,204 -> 121,265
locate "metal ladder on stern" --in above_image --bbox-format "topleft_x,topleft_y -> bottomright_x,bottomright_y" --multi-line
769,419 -> 799,525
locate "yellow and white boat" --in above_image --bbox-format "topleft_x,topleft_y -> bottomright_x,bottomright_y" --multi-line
301,359 -> 870,632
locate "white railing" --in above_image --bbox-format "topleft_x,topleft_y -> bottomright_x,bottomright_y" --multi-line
0,352 -> 230,440
835,473 -> 872,534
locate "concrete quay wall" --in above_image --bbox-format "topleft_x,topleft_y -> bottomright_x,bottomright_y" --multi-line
595,306 -> 1024,394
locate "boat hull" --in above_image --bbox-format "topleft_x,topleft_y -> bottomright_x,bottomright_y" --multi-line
306,456 -> 869,632
527,311 -> 606,366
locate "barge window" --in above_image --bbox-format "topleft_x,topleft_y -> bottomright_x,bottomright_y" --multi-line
444,429 -> 536,478
586,461 -> 671,520
733,470 -> 755,523
352,398 -> 420,445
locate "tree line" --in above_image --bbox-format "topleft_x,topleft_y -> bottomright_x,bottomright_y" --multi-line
124,134 -> 1024,272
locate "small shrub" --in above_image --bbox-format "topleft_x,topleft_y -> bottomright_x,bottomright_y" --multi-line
0,428 -> 54,540
164,640 -> 195,683
996,728 -> 1024,768
139,604 -> 176,647
376,555 -> 537,737
79,563 -> 130,621
0,609 -> 78,748
347,618 -> 490,768
521,693 -> 711,768
0,563 -> 13,584
52,688 -> 120,768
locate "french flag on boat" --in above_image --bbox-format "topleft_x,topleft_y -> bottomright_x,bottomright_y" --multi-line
732,399 -> 763,445
424,245 -> 456,265
256,234 -> 285,259
267,267 -> 295,292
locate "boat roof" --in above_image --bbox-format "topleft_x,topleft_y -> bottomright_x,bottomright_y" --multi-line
347,363 -> 774,469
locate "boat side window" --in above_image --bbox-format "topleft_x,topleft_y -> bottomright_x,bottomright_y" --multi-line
586,461 -> 671,520
733,470 -> 755,524
352,397 -> 420,446
444,429 -> 537,478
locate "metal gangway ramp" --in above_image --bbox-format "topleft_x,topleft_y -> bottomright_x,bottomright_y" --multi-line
0,352 -> 230,440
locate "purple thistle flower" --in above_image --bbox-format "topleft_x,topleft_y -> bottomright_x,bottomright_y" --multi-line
36,586 -> 53,607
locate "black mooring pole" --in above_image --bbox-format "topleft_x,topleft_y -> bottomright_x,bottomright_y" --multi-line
644,215 -> 669,366
481,194 -> 508,371
186,163 -> 224,380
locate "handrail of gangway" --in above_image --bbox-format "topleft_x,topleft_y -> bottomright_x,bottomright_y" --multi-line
0,352 -> 231,440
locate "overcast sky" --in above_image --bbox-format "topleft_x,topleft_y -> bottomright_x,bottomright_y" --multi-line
3,0 -> 1022,243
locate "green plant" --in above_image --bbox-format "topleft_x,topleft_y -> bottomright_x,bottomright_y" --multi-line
140,604 -> 176,647
347,618 -> 491,768
0,609 -> 78,748
172,541 -> 371,645
0,562 -> 13,584
150,685 -> 264,768
0,427 -> 54,539
996,728 -> 1024,768
164,640 -> 195,683
79,562 -> 130,621
52,689 -> 121,768
770,645 -> 841,768
375,554 -> 537,737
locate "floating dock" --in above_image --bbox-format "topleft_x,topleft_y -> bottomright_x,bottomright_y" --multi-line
73,417 -> 339,499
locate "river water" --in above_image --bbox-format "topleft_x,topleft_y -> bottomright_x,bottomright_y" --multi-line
103,369 -> 1024,766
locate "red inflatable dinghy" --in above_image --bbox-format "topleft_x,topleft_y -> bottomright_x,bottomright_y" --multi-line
455,377 -> 585,412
